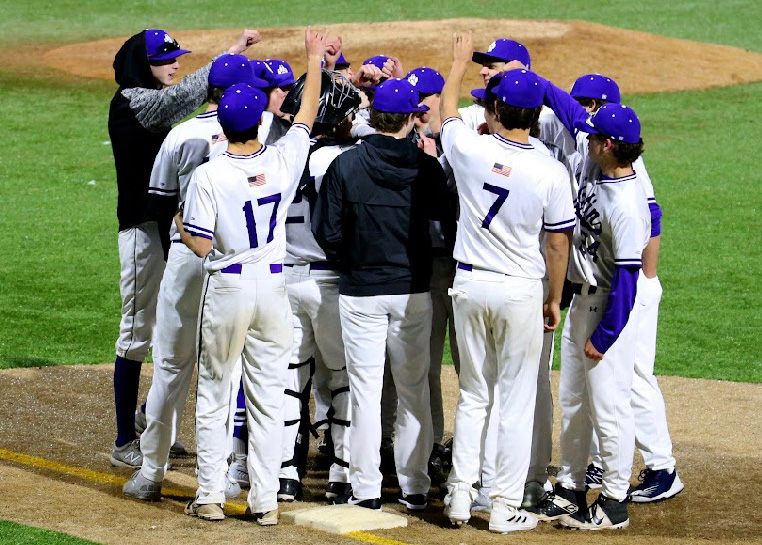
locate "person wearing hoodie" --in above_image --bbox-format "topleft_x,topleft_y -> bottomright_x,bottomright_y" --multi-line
312,78 -> 448,512
108,27 -> 260,468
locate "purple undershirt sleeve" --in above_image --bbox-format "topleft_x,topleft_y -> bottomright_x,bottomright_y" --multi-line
590,265 -> 640,354
538,77 -> 590,138
649,201 -> 663,237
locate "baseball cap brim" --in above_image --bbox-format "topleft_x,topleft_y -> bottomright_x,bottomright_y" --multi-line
149,48 -> 191,62
472,51 -> 505,65
471,88 -> 488,100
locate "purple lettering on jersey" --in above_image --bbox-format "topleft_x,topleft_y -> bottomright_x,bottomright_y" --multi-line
242,192 -> 283,248
257,193 -> 282,244
481,183 -> 510,229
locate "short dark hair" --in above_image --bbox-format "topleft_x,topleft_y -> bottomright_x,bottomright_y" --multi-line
206,85 -> 226,105
222,124 -> 259,144
575,97 -> 609,112
369,108 -> 410,133
495,102 -> 542,131
610,138 -> 645,165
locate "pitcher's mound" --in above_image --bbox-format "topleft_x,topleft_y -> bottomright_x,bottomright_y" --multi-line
44,18 -> 762,96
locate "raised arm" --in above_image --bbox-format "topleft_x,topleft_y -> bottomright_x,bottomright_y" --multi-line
539,76 -> 590,138
440,31 -> 473,121
293,26 -> 327,129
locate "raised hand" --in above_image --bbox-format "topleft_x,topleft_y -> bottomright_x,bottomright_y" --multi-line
228,29 -> 262,54
305,26 -> 327,60
452,31 -> 473,63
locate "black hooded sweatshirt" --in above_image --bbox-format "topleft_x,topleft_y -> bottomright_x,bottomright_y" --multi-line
312,133 -> 448,296
108,31 -> 212,235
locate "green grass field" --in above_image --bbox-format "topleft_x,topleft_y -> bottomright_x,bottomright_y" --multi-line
0,520 -> 99,545
0,1 -> 759,381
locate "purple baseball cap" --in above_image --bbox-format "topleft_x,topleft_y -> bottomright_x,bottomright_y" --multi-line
471,74 -> 502,101
209,54 -> 255,89
218,83 -> 268,132
406,67 -> 445,95
335,52 -> 350,68
262,59 -> 295,89
145,29 -> 191,62
363,55 -> 390,70
372,79 -> 429,114
571,74 -> 621,103
584,103 -> 641,143
472,39 -> 531,69
494,69 -> 543,108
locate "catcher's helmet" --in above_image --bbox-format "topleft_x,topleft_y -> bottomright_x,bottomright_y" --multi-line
281,69 -> 361,129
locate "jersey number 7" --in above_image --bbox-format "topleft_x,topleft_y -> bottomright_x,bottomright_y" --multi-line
481,183 -> 510,229
243,192 -> 282,248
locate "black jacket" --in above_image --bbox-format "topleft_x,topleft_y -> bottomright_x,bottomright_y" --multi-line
108,31 -> 210,239
312,133 -> 448,296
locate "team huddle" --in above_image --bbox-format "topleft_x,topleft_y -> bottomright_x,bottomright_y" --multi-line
107,25 -> 683,534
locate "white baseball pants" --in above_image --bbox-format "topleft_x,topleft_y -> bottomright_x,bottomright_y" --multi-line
281,266 -> 350,484
480,279 -> 555,494
140,243 -> 204,482
556,289 -> 638,502
195,264 -> 292,514
340,292 -> 433,501
115,221 -> 165,361
590,275 -> 675,472
448,270 -> 543,507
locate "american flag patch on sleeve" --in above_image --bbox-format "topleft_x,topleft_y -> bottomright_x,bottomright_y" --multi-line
491,163 -> 512,177
211,133 -> 227,144
248,174 -> 267,187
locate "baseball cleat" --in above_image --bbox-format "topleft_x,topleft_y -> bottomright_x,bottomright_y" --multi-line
169,440 -> 192,458
529,483 -> 586,521
444,482 -> 474,526
224,477 -> 241,499
488,499 -> 538,534
585,463 -> 603,489
348,496 -> 382,511
325,481 -> 352,501
277,478 -> 302,502
227,458 -> 249,488
122,470 -> 161,501
110,439 -> 143,468
559,494 -> 629,530
398,492 -> 427,511
522,481 -> 546,509
184,500 -> 225,521
245,507 -> 279,526
470,489 -> 491,513
628,468 -> 684,503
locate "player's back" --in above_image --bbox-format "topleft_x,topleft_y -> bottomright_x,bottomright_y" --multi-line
442,118 -> 574,279
286,142 -> 356,265
183,123 -> 311,271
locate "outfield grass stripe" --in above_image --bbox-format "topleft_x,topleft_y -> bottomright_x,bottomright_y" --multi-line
0,447 -> 414,545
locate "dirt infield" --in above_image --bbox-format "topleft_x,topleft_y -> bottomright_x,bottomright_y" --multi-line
39,19 -> 762,95
0,363 -> 760,545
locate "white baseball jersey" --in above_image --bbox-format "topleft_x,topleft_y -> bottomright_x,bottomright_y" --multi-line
183,123 -> 311,271
441,117 -> 575,278
568,161 -> 651,289
285,143 -> 356,264
148,111 -> 228,240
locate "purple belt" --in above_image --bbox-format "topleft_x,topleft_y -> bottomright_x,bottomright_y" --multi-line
221,263 -> 283,274
457,263 -> 473,271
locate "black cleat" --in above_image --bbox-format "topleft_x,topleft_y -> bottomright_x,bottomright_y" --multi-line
277,478 -> 302,502
529,482 -> 586,521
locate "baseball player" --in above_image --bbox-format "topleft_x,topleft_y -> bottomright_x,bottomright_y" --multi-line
108,28 -> 260,467
440,32 -> 574,534
312,78 -> 447,511
177,26 -> 326,524
274,71 -> 362,503
120,54 -> 257,501
258,59 -> 296,144
387,66 -> 459,484
553,75 -> 682,503
531,76 -> 651,530
455,40 -> 560,511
